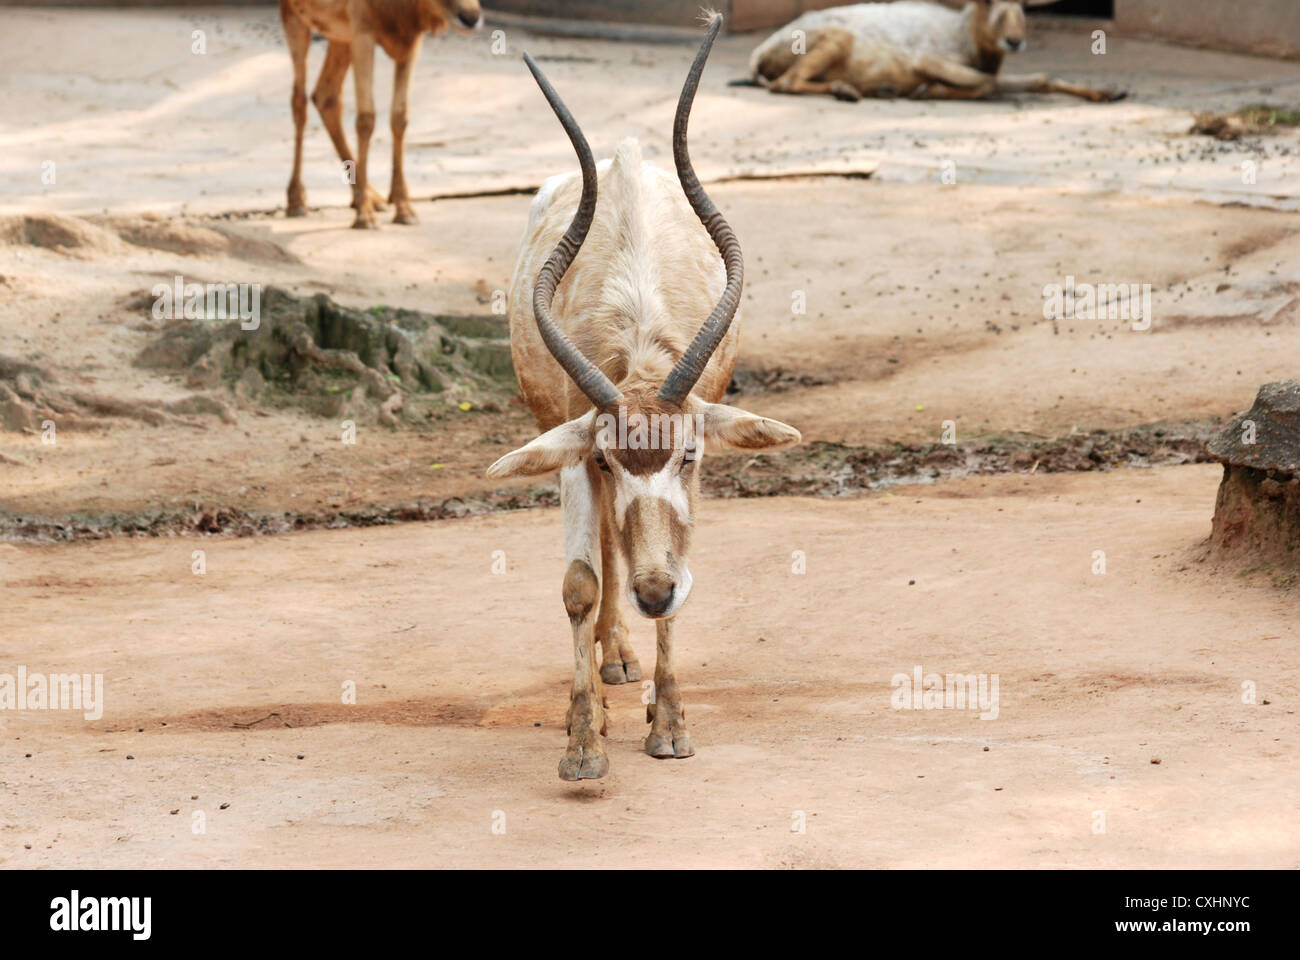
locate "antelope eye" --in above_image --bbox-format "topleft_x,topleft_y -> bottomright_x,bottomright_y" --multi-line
593,450 -> 610,472
682,442 -> 698,466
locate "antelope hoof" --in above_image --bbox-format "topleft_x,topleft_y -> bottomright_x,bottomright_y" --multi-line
559,740 -> 609,780
830,81 -> 860,102
352,210 -> 379,230
645,730 -> 693,759
600,659 -> 642,685
1099,88 -> 1127,103
393,205 -> 419,226
351,190 -> 388,212
286,204 -> 308,218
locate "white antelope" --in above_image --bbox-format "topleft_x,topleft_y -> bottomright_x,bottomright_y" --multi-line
746,0 -> 1125,103
487,15 -> 801,781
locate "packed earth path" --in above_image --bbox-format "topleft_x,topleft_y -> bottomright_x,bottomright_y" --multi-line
4,467 -> 1298,868
1,8 -> 1297,867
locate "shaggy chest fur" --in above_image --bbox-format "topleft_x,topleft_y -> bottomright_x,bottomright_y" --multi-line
507,139 -> 737,431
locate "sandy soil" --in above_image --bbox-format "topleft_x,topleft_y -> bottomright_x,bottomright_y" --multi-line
2,11 -> 1298,520
1,9 -> 1298,868
3,466 -> 1297,868
5,8 -> 1299,214
3,180 -> 1297,523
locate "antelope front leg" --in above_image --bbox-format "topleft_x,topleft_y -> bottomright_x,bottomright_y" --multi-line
312,40 -> 387,214
767,31 -> 858,101
558,461 -> 609,781
596,471 -> 640,684
645,618 -> 693,759
912,56 -> 996,100
349,29 -> 379,229
997,72 -> 1127,103
281,4 -> 310,217
389,36 -> 422,225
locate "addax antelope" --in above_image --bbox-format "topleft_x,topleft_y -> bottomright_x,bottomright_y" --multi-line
487,14 -> 801,781
280,0 -> 483,228
746,0 -> 1125,103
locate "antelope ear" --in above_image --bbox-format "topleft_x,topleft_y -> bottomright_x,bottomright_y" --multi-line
695,402 -> 801,453
486,410 -> 596,478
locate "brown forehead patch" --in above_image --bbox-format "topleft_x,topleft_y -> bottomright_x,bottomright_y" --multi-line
612,444 -> 675,475
598,392 -> 690,476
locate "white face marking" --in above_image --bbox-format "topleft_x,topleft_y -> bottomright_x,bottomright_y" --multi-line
608,458 -> 692,528
597,422 -> 701,619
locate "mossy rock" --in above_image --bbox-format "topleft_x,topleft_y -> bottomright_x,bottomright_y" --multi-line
134,286 -> 516,426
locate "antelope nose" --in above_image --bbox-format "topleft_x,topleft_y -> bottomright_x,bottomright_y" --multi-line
632,571 -> 675,618
1006,38 -> 1024,51
458,9 -> 482,27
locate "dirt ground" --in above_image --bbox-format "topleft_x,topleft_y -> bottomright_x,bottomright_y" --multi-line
1,8 -> 1298,868
3,466 -> 1298,868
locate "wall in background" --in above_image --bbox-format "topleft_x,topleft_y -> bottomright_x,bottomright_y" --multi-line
1116,0 -> 1300,59
488,0 -> 1300,55
1,0 -> 1297,57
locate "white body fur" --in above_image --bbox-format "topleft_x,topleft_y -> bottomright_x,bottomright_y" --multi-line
490,32 -> 803,780
749,1 -> 979,79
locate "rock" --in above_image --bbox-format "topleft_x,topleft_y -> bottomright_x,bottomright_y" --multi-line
1207,380 -> 1300,475
236,366 -> 265,403
1,353 -> 230,433
0,382 -> 44,431
1207,381 -> 1300,567
133,286 -> 515,427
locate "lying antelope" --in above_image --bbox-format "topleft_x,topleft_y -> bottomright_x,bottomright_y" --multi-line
746,0 -> 1125,103
487,14 -> 800,781
280,0 -> 483,228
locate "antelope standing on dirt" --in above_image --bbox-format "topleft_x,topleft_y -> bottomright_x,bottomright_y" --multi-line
487,14 -> 800,781
746,0 -> 1125,103
280,0 -> 483,228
